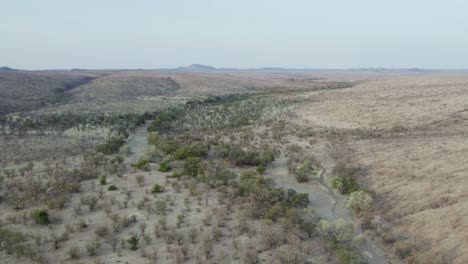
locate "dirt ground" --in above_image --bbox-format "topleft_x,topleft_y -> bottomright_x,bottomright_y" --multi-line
294,73 -> 468,264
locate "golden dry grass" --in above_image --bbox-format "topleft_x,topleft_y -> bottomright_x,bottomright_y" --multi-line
295,73 -> 468,264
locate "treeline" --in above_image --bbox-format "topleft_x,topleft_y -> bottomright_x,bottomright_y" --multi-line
1,112 -> 154,133
0,112 -> 156,156
147,93 -> 278,135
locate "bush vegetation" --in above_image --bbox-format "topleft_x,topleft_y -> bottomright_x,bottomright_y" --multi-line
158,162 -> 171,172
99,175 -> 106,185
33,209 -> 50,225
330,176 -> 360,194
150,184 -> 164,193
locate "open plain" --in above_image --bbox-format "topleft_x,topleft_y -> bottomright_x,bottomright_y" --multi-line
0,69 -> 467,264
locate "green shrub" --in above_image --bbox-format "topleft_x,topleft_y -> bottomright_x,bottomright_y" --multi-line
151,184 -> 164,193
256,165 -> 266,175
286,189 -> 309,208
147,112 -> 179,132
184,156 -> 202,176
336,249 -> 368,264
96,136 -> 125,154
33,209 -> 49,225
174,143 -> 209,160
113,155 -> 124,164
99,175 -> 106,185
265,204 -> 287,222
147,131 -> 159,145
174,146 -> 189,160
204,168 -> 236,187
188,142 -> 209,158
329,176 -> 360,194
142,146 -> 163,162
108,184 -> 117,191
127,235 -> 140,250
228,146 -> 277,166
131,159 -> 149,170
159,162 -> 171,172
294,160 -> 315,183
346,191 -> 373,214
168,172 -> 182,179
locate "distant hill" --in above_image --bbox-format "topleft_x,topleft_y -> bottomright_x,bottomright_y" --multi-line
0,70 -> 186,115
176,64 -> 216,71
0,66 -> 16,71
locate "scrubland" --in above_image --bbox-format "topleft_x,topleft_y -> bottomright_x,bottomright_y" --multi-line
0,70 -> 466,264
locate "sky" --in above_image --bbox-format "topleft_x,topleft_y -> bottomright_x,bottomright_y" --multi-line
1,0 -> 467,70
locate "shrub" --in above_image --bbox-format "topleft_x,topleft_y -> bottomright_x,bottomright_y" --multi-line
131,159 -> 149,170
285,189 -> 309,208
159,162 -> 171,172
0,227 -> 27,255
96,136 -> 125,154
319,219 -> 354,244
114,155 -> 124,164
94,225 -> 110,238
256,165 -> 266,175
203,167 -> 237,187
108,184 -> 117,191
147,131 -> 159,145
394,241 -> 413,259
151,184 -> 164,193
136,174 -> 146,187
336,249 -> 368,264
147,112 -> 178,132
127,235 -> 140,250
99,175 -> 106,185
174,146 -> 189,160
143,146 -> 163,162
80,194 -> 99,211
67,246 -> 81,259
294,160 -> 315,183
300,220 -> 317,238
275,244 -> 307,264
329,176 -> 360,194
184,157 -> 202,177
155,200 -> 167,214
168,172 -> 182,179
85,241 -> 99,256
33,209 -> 49,225
346,191 -> 373,215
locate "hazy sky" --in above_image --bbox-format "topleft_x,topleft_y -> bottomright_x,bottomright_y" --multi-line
1,0 -> 467,69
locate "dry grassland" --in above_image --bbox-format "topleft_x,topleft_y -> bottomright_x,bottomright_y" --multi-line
295,73 -> 468,264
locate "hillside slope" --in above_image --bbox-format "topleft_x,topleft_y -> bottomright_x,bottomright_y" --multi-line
70,73 -> 180,100
0,71 -> 97,114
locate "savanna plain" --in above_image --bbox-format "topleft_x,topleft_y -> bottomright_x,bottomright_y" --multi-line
0,68 -> 466,264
